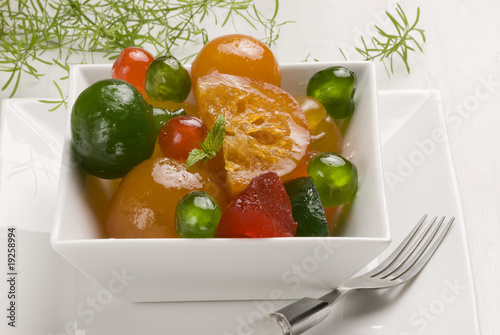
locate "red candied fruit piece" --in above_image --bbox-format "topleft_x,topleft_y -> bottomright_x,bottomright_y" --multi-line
216,172 -> 297,238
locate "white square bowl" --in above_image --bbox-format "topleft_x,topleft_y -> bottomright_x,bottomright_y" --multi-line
51,61 -> 390,302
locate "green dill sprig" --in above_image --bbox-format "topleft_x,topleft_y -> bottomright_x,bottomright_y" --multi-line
38,81 -> 68,111
0,0 -> 289,103
248,0 -> 293,46
340,4 -> 426,76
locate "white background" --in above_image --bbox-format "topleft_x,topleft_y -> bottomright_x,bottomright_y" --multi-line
1,0 -> 499,334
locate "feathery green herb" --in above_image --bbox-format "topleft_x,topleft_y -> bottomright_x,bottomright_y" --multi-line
340,4 -> 426,76
0,0 -> 288,105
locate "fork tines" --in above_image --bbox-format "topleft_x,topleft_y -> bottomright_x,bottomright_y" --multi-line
370,215 -> 455,282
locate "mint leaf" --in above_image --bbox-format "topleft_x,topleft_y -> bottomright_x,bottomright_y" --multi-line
186,149 -> 209,170
186,114 -> 225,170
204,114 -> 225,152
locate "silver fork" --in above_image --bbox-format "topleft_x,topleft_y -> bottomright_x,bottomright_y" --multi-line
248,215 -> 455,335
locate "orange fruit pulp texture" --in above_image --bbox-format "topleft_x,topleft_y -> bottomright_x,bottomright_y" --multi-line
190,34 -> 281,90
106,157 -> 226,238
196,72 -> 310,199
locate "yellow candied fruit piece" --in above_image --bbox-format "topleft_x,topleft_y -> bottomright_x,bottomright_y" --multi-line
106,157 -> 226,238
294,95 -> 327,130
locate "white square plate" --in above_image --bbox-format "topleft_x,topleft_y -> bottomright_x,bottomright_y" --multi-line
0,90 -> 478,334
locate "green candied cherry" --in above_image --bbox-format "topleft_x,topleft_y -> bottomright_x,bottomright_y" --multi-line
145,55 -> 191,102
307,152 -> 358,207
307,66 -> 357,119
175,191 -> 222,238
71,79 -> 156,179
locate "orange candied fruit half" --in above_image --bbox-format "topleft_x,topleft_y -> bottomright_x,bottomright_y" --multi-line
106,157 -> 226,238
196,72 -> 310,199
190,34 -> 281,88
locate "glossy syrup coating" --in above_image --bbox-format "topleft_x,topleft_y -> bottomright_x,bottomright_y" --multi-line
111,47 -> 154,95
196,72 -> 310,199
190,34 -> 281,89
158,115 -> 208,160
106,157 -> 226,238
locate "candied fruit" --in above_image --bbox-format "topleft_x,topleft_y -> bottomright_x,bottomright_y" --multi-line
111,47 -> 154,95
307,152 -> 358,207
190,34 -> 281,88
216,172 -> 297,238
106,157 -> 226,238
196,72 -> 310,198
307,66 -> 357,119
284,177 -> 329,237
310,114 -> 342,153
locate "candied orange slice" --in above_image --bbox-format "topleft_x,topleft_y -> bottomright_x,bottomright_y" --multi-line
195,72 -> 310,198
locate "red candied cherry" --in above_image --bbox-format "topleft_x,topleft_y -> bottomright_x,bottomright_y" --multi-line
111,47 -> 154,95
158,115 -> 208,160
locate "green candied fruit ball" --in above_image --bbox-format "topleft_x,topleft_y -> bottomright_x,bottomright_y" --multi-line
175,191 -> 222,238
307,66 -> 357,119
307,152 -> 358,207
145,55 -> 191,102
71,79 -> 156,179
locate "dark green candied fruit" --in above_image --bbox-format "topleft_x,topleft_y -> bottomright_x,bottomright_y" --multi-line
307,152 -> 358,207
71,79 -> 156,179
307,66 -> 357,119
145,55 -> 191,102
284,177 -> 329,237
175,191 -> 222,238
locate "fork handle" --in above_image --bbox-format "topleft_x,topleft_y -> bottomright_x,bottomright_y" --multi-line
247,297 -> 331,335
247,288 -> 350,335
244,314 -> 291,335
